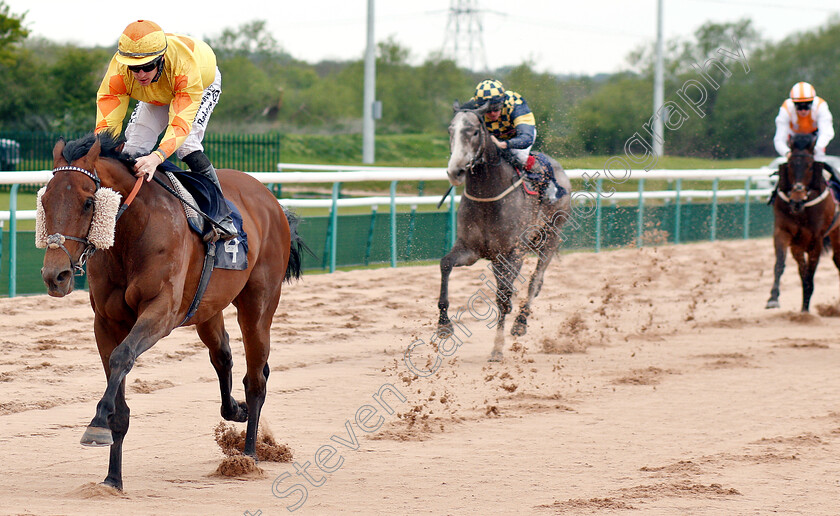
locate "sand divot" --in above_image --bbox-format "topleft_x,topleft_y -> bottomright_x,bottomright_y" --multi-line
211,422 -> 293,478
67,482 -> 127,499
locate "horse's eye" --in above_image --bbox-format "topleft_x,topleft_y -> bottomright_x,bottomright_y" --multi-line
473,130 -> 479,136
83,198 -> 94,213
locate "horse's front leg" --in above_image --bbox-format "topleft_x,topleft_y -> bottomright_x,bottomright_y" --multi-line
81,314 -> 172,448
438,241 -> 478,334
799,246 -> 821,312
86,314 -> 131,490
831,231 -> 840,303
766,232 -> 790,309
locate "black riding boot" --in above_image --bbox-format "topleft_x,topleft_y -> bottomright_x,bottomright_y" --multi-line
182,150 -> 238,241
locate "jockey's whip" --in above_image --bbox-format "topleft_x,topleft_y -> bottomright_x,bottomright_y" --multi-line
437,186 -> 453,209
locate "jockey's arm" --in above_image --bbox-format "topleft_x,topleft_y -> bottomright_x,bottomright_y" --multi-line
94,59 -> 131,136
504,99 -> 537,149
505,123 -> 536,149
815,102 -> 835,156
773,106 -> 792,157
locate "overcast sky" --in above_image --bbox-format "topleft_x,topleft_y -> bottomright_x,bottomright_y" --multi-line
6,0 -> 839,75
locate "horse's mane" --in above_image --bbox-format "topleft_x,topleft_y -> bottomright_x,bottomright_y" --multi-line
62,132 -> 135,166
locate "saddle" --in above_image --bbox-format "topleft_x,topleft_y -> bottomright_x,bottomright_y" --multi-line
157,161 -> 248,271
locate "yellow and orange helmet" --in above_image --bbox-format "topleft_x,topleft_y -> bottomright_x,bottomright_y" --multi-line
115,20 -> 167,66
790,82 -> 816,103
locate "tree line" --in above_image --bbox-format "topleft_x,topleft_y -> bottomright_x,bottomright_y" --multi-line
1,2 -> 839,159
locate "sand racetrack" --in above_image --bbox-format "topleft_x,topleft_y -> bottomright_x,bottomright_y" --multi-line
2,238 -> 840,515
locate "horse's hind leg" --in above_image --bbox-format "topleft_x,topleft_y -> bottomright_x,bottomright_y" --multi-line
235,281 -> 282,457
511,241 -> 559,337
766,232 -> 790,309
438,241 -> 479,334
197,312 -> 247,422
489,251 -> 524,361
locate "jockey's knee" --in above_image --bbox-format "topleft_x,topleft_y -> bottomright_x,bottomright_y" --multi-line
182,150 -> 212,173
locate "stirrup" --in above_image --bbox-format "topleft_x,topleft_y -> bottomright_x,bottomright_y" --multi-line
203,228 -> 221,243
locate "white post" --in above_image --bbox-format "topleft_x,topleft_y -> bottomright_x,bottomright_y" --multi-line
652,0 -> 664,157
363,0 -> 376,164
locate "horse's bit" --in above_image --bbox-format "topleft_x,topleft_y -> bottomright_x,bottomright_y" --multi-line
46,165 -> 101,276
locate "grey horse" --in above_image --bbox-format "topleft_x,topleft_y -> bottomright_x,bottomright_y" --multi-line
438,103 -> 573,361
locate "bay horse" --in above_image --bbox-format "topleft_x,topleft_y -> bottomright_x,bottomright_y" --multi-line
39,133 -> 304,490
766,133 -> 840,312
439,103 -> 573,361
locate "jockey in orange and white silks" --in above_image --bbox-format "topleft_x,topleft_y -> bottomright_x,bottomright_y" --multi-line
95,20 -> 236,240
774,82 -> 835,161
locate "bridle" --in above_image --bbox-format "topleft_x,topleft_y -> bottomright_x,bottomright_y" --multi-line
46,165 -> 101,275
459,111 -> 519,202
776,154 -> 829,209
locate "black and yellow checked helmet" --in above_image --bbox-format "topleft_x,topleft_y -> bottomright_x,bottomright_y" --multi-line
473,79 -> 505,109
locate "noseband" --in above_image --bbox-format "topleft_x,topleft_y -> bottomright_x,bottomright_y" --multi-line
47,165 -> 101,275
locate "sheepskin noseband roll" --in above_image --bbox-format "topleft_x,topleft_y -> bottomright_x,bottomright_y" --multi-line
36,186 -> 123,250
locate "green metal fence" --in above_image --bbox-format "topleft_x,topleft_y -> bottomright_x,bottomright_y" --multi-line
2,198 -> 775,297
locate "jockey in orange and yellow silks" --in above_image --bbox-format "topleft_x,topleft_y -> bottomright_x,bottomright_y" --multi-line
95,19 -> 236,240
774,82 -> 835,160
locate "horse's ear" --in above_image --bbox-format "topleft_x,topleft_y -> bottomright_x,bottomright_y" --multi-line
453,100 -> 461,112
85,136 -> 102,163
474,101 -> 491,116
52,138 -> 67,168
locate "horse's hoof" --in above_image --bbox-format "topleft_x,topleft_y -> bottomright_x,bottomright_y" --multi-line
488,351 -> 503,362
101,478 -> 123,491
437,323 -> 454,338
222,400 -> 248,423
80,426 -> 113,447
511,322 -> 527,336
765,300 -> 780,309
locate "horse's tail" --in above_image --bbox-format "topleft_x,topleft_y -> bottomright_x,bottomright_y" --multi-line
283,208 -> 313,282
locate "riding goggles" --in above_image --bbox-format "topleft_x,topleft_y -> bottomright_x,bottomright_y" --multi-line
795,101 -> 812,111
127,57 -> 161,73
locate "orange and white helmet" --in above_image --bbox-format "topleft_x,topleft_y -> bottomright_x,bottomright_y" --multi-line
790,82 -> 816,103
115,20 -> 168,66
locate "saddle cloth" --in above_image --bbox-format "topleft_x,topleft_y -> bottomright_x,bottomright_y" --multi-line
158,161 -> 248,271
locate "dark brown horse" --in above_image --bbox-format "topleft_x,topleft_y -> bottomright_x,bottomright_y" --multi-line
766,133 -> 840,312
39,133 -> 304,490
439,104 -> 573,361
